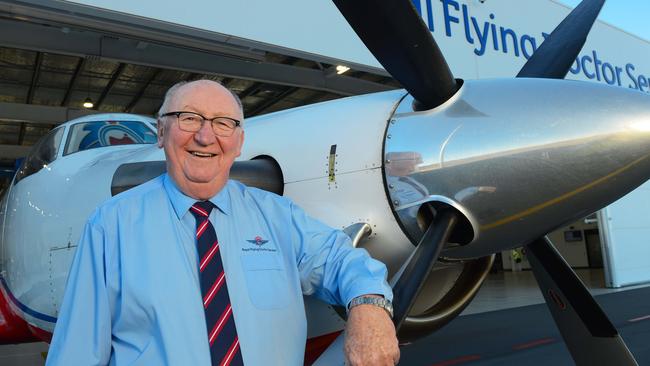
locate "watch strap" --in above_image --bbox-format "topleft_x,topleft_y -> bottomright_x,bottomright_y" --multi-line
348,295 -> 394,318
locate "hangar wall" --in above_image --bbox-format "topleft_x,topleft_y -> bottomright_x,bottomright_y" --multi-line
599,181 -> 650,287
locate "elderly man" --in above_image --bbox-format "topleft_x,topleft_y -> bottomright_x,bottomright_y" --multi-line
47,80 -> 399,365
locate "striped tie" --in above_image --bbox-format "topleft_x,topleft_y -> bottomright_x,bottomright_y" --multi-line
190,201 -> 243,366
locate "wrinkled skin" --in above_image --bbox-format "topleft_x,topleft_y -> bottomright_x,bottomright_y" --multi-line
345,300 -> 400,366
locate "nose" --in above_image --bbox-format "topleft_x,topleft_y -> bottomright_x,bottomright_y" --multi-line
193,120 -> 217,145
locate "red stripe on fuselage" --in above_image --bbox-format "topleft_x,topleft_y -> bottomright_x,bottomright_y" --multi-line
304,330 -> 343,366
0,281 -> 42,344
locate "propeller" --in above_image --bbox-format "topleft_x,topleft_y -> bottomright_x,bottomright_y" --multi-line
332,0 -> 458,110
517,0 -> 605,78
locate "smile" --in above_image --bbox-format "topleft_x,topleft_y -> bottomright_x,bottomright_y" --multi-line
190,151 -> 216,158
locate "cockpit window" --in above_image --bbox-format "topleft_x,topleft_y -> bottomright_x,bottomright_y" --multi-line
64,120 -> 157,156
14,127 -> 65,184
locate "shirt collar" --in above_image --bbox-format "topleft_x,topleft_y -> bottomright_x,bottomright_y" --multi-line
163,173 -> 232,219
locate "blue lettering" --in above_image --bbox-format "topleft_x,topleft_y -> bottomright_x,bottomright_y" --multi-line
441,0 -> 460,37
602,63 -> 616,85
414,5 -> 647,91
639,75 -> 649,92
615,66 -> 623,86
626,63 -> 638,89
411,0 -> 421,15
592,50 -> 602,81
471,16 -> 490,56
581,55 -> 595,79
520,35 -> 537,59
490,14 -> 498,51
500,27 -> 519,56
569,57 -> 581,74
461,4 -> 474,44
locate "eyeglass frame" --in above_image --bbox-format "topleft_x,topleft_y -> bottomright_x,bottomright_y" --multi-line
159,111 -> 242,137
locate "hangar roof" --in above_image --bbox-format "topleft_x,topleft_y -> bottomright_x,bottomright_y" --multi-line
0,4 -> 400,175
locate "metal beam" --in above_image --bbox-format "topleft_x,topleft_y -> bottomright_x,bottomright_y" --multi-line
94,62 -> 125,110
124,68 -> 161,112
0,101 -> 102,125
25,52 -> 43,104
248,87 -> 298,116
238,83 -> 262,100
61,58 -> 85,106
0,144 -> 33,159
0,0 -> 393,76
17,123 -> 26,145
0,19 -> 393,96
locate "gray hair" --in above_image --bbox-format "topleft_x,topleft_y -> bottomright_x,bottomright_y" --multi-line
157,79 -> 244,120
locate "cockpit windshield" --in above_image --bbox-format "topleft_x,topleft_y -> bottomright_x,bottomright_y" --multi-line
14,126 -> 65,184
64,120 -> 157,156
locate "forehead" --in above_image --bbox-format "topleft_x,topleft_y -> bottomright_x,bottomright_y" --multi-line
170,82 -> 241,117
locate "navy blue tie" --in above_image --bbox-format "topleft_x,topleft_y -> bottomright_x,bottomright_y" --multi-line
190,201 -> 243,366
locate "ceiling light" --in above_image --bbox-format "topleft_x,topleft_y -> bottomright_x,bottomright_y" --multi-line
336,65 -> 350,75
83,97 -> 94,109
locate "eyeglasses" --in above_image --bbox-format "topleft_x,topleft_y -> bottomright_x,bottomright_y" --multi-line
159,111 -> 241,137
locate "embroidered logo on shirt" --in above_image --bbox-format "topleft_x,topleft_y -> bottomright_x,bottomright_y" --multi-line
246,236 -> 269,246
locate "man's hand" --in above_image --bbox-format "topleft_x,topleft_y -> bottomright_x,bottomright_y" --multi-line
344,300 -> 400,366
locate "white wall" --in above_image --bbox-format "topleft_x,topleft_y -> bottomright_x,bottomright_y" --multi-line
599,180 -> 650,287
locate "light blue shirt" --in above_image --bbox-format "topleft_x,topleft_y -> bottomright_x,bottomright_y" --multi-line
46,174 -> 391,365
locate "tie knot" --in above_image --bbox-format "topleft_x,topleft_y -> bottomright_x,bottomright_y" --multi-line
190,201 -> 215,218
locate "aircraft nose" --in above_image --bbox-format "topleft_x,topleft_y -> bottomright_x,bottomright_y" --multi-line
384,78 -> 650,259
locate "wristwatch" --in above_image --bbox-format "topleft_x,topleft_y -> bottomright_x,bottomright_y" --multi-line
348,295 -> 394,318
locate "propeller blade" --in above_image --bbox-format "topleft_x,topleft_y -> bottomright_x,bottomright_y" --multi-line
527,237 -> 639,365
332,0 -> 457,110
517,0 -> 605,78
392,208 -> 458,331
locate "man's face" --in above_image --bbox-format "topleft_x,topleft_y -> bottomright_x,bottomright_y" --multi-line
157,81 -> 244,199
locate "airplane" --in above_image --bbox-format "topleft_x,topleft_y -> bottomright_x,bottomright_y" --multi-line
0,0 -> 649,364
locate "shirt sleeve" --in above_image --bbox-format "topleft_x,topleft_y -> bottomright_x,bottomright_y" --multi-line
46,216 -> 112,366
290,202 -> 393,307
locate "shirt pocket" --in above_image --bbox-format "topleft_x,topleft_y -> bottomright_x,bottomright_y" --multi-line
240,254 -> 290,309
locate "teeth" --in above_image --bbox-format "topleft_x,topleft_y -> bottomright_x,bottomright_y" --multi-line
191,152 -> 215,157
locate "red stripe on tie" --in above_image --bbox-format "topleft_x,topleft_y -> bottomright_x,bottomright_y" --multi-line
204,272 -> 226,308
191,205 -> 209,217
196,219 -> 210,239
200,241 -> 220,272
220,337 -> 240,366
209,305 -> 232,346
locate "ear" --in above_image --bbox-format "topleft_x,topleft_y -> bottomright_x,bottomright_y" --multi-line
157,119 -> 165,148
235,129 -> 245,157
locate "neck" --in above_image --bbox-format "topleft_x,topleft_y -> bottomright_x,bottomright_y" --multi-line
177,176 -> 228,201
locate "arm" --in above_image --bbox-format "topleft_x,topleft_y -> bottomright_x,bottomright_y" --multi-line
289,202 -> 399,365
46,218 -> 112,366
345,297 -> 400,366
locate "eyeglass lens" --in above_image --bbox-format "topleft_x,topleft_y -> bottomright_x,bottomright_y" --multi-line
177,112 -> 237,136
